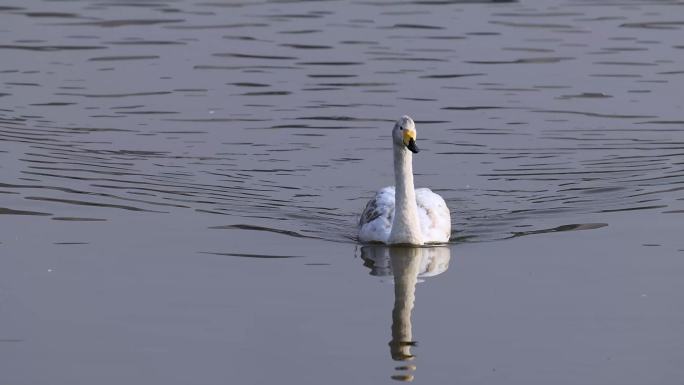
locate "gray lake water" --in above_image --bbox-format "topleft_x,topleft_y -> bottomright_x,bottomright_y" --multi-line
1,0 -> 683,383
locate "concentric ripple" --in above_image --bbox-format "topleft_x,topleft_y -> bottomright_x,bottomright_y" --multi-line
1,0 -> 683,243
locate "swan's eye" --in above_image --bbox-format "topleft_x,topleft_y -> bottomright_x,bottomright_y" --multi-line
399,126 -> 403,130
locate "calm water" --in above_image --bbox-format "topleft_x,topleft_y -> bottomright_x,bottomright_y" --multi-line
1,0 -> 683,383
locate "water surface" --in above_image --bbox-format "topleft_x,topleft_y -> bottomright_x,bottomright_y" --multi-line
1,0 -> 683,384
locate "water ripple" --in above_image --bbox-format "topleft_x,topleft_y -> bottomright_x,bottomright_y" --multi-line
1,0 -> 682,245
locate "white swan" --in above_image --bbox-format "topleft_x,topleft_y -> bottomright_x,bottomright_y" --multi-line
358,116 -> 451,245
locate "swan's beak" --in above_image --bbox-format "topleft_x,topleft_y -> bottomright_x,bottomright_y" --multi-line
407,138 -> 419,153
403,130 -> 419,153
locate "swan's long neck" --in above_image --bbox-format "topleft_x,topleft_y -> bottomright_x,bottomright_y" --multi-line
389,146 -> 423,245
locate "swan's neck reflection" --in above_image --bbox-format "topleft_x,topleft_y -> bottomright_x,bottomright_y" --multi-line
360,245 -> 451,382
390,248 -> 420,362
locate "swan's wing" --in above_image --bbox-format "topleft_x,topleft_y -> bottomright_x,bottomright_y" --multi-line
415,188 -> 451,243
358,186 -> 395,243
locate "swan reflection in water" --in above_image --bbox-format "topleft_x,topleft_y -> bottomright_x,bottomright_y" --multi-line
359,245 -> 451,382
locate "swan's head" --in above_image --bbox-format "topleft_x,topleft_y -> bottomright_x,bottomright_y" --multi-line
392,115 -> 419,153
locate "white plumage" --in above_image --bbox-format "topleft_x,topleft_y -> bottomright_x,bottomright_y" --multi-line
359,186 -> 450,244
358,116 -> 451,245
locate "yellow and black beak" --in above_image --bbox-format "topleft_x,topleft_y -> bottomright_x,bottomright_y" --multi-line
403,130 -> 419,153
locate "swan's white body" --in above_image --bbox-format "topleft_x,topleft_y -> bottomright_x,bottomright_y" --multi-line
358,116 -> 451,245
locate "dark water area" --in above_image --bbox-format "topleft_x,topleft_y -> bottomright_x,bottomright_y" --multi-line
1,0 -> 683,384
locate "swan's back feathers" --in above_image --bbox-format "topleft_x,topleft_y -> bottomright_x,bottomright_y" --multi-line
358,186 -> 451,244
358,187 -> 395,243
415,188 -> 451,243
